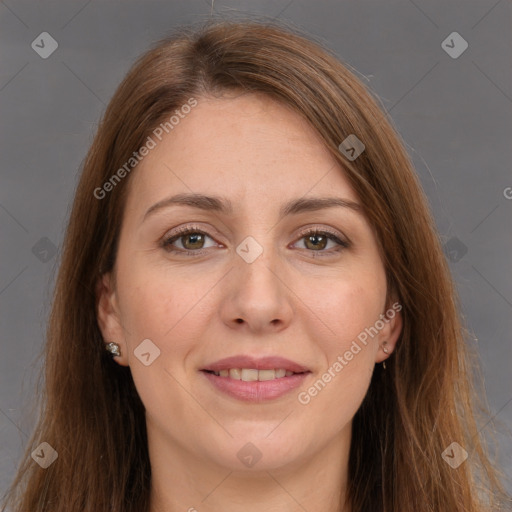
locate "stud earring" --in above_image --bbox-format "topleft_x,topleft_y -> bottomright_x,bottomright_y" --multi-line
105,342 -> 121,357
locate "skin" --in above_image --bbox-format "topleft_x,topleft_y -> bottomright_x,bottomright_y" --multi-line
97,91 -> 402,512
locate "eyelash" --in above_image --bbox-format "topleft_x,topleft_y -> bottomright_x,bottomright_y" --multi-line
161,224 -> 350,258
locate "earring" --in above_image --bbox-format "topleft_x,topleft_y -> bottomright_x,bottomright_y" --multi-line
382,341 -> 389,370
105,342 -> 121,357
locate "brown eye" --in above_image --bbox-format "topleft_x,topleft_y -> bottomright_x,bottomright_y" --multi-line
293,229 -> 349,256
162,228 -> 217,255
303,233 -> 328,251
181,232 -> 206,250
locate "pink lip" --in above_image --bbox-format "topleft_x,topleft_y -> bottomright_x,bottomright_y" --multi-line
201,371 -> 310,402
201,355 -> 310,373
200,355 -> 311,402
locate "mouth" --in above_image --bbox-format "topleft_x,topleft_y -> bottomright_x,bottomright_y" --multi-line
200,355 -> 311,402
201,368 -> 308,381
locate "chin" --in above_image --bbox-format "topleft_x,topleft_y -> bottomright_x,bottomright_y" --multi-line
198,431 -> 308,472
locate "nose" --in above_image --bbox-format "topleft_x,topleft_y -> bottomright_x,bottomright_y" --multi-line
219,242 -> 294,334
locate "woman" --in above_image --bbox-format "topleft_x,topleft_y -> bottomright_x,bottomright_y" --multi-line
2,18 -> 510,512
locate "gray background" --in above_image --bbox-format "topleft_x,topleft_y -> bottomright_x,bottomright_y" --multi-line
1,0 -> 511,499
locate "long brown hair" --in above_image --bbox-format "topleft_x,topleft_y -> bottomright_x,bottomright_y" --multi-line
2,18 -> 510,512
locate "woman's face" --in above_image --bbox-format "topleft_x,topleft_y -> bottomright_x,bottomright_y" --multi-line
97,91 -> 402,473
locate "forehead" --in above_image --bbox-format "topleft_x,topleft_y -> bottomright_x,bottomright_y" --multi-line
124,93 -> 359,216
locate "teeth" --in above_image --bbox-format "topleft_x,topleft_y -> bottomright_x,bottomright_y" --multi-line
211,368 -> 299,381
257,369 -> 276,381
229,368 -> 241,379
241,369 -> 259,382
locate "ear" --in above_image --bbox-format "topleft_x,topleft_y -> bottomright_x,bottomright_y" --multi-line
374,301 -> 403,364
96,272 -> 129,366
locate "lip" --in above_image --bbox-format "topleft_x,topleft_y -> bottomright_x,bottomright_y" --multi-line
201,371 -> 310,402
200,355 -> 311,402
201,355 -> 310,373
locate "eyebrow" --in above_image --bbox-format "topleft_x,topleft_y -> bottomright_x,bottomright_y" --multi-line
142,193 -> 363,223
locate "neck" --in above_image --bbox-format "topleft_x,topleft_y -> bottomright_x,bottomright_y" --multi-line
148,422 -> 353,512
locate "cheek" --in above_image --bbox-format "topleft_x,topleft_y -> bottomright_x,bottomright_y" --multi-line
294,269 -> 385,409
114,267 -> 208,418
116,257 -> 208,341
302,265 -> 386,406
301,271 -> 386,352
